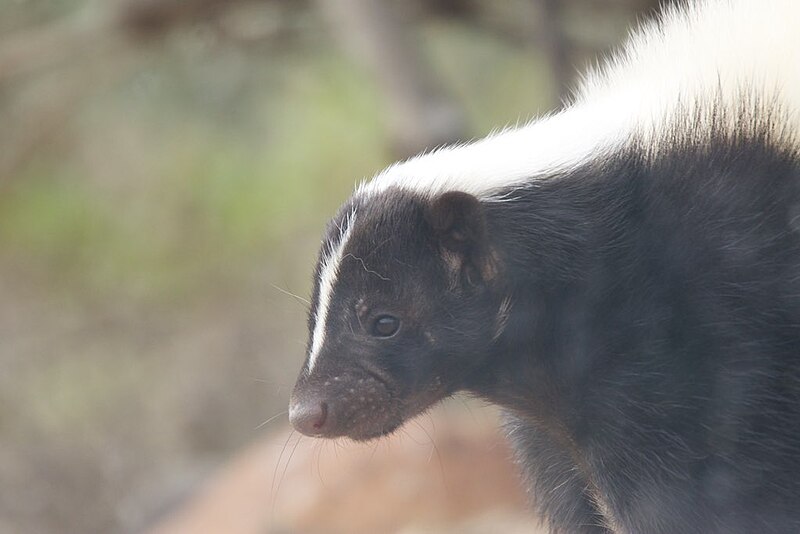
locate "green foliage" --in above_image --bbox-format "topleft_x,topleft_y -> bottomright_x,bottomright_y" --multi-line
0,53 -> 390,304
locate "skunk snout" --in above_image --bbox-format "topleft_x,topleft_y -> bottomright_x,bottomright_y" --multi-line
288,394 -> 336,437
288,371 -> 402,441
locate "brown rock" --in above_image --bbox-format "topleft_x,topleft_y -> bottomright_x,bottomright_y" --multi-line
148,404 -> 541,534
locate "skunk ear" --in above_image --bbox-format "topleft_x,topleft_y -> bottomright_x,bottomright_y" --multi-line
426,191 -> 497,287
427,191 -> 485,252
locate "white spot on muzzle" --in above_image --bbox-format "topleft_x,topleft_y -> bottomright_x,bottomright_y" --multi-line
307,209 -> 357,373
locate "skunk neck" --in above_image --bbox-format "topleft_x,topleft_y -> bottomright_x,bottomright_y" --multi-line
467,166 -> 630,431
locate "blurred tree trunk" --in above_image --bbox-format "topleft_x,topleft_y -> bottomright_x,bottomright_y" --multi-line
534,0 -> 571,104
317,0 -> 466,159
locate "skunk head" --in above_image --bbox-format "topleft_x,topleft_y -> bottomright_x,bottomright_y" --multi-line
289,188 -> 507,441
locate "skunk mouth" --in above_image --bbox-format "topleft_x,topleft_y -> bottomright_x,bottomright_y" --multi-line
346,418 -> 404,442
350,390 -> 455,442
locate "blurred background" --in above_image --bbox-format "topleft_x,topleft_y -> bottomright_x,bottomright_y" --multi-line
0,1 -> 660,533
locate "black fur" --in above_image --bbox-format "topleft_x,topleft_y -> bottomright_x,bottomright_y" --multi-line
291,108 -> 800,532
470,115 -> 800,533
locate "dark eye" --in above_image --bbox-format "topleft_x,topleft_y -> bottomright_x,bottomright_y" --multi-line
371,315 -> 400,337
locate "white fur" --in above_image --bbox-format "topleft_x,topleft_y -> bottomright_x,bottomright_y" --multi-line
308,0 -> 800,370
307,210 -> 356,373
358,0 -> 800,201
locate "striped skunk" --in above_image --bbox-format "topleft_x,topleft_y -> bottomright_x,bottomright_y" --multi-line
288,1 -> 800,532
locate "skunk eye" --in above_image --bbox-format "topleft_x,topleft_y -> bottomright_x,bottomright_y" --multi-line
372,315 -> 400,337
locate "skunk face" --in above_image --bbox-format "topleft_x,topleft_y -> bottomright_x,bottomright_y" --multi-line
289,188 -> 506,441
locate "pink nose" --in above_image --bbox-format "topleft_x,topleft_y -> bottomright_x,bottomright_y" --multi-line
289,397 -> 331,436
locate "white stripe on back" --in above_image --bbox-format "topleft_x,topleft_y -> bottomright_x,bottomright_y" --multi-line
356,0 -> 800,202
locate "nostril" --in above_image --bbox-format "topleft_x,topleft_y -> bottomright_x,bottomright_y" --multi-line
313,402 -> 329,429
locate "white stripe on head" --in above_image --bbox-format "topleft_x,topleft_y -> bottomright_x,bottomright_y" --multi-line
307,208 -> 357,373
